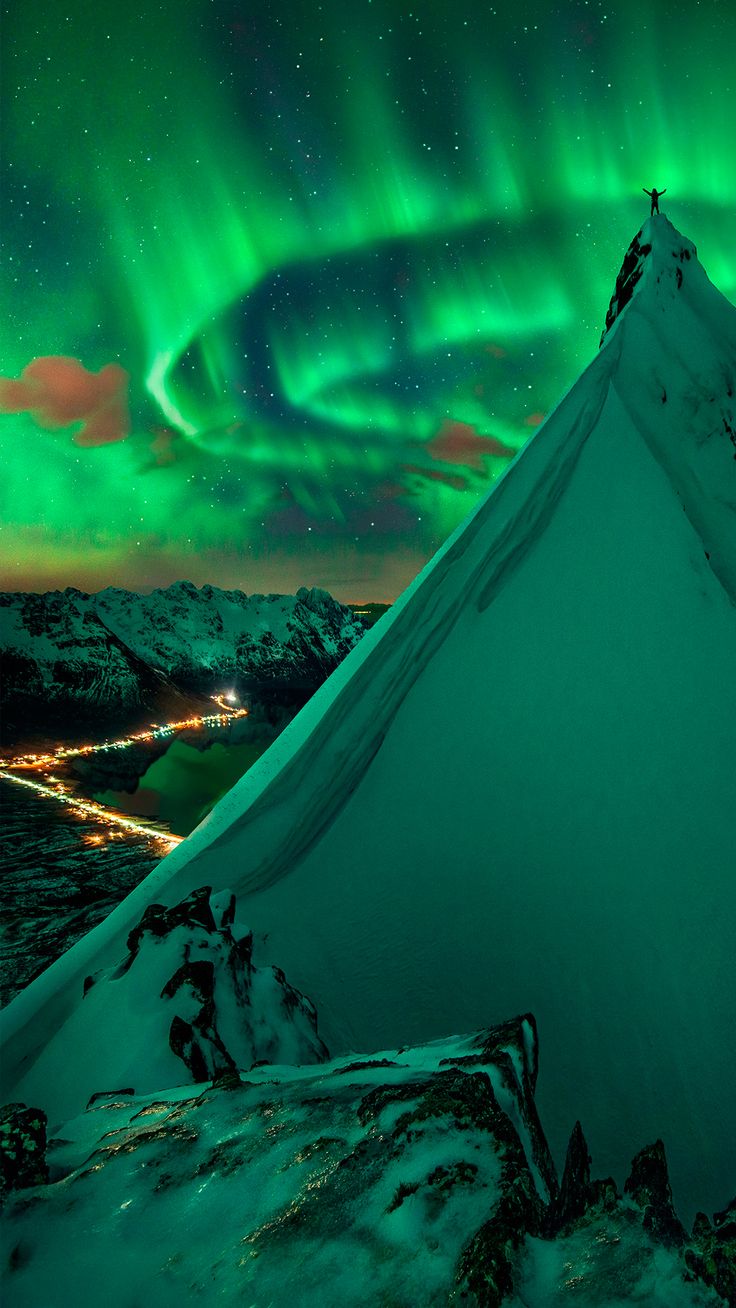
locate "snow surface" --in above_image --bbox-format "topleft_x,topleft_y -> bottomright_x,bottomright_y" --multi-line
511,1216 -> 722,1307
26,886 -> 329,1115
2,1032 -> 516,1308
2,1023 -> 722,1307
3,218 -> 735,1219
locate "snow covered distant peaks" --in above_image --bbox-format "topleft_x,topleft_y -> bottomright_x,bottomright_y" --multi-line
0,583 -> 366,738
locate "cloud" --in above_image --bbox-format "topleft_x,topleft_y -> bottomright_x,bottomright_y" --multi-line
403,462 -> 469,490
148,425 -> 179,466
377,480 -> 410,501
378,420 -> 517,503
426,419 -> 515,470
0,356 -> 130,445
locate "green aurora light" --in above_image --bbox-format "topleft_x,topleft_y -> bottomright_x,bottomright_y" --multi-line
1,0 -> 734,600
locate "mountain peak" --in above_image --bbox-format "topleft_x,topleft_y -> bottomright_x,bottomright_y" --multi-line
600,215 -> 701,346
595,214 -> 736,601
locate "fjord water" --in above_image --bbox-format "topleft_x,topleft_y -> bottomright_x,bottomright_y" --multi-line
93,737 -> 268,837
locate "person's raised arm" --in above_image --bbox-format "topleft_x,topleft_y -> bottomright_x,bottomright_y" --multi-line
643,188 -> 652,195
660,188 -> 666,195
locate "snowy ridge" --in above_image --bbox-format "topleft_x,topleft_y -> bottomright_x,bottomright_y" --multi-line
602,216 -> 736,599
3,1011 -> 732,1305
66,885 -> 329,1114
0,1018 -> 563,1307
2,217 -> 736,1219
0,339 -> 622,1097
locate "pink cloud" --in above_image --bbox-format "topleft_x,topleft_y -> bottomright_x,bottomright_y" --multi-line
426,420 -> 515,470
148,425 -> 178,466
377,480 -> 409,501
0,356 -> 130,445
403,462 -> 469,490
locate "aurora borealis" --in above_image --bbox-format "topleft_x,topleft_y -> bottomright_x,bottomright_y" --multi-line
1,0 -> 734,601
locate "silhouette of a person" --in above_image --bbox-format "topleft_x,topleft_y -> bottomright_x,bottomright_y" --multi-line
643,186 -> 666,215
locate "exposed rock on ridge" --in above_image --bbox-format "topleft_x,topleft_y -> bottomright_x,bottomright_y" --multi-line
76,885 -> 330,1100
2,1002 -> 732,1305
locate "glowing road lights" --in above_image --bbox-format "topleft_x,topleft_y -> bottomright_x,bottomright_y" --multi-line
0,693 -> 247,852
4,695 -> 248,771
212,692 -> 243,713
0,770 -> 184,846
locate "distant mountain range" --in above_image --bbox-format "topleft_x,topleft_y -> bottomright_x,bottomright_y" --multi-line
0,582 -> 378,740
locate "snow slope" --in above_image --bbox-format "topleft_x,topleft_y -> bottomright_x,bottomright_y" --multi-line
3,217 -> 735,1217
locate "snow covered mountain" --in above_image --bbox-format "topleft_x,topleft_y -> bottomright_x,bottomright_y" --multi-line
2,216 -> 735,1219
2,991 -> 732,1305
0,582 -> 365,734
0,591 -> 177,723
91,581 -> 365,687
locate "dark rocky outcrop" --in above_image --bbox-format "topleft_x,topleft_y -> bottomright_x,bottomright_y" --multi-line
624,1138 -> 688,1248
85,885 -> 330,1095
537,1129 -> 733,1304
546,1119 -> 617,1234
685,1199 -> 736,1304
0,1105 -> 48,1202
600,229 -> 652,344
123,885 -> 218,962
452,1070 -> 545,1306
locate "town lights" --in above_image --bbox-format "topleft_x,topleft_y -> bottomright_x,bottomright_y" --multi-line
0,769 -> 183,847
0,692 -> 248,851
3,699 -> 248,771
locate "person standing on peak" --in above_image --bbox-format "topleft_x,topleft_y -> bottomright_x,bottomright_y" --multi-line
643,186 -> 666,215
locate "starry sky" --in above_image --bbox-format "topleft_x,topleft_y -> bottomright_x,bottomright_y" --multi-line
1,0 -> 734,602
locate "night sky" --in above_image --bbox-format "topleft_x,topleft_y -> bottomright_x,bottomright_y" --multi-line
1,0 -> 733,602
